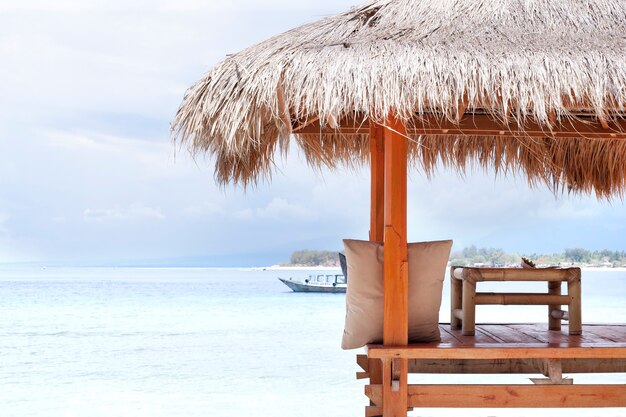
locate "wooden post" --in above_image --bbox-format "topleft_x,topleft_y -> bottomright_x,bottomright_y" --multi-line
368,123 -> 385,414
450,266 -> 463,329
382,115 -> 408,417
370,124 -> 385,242
461,271 -> 477,336
568,270 -> 582,335
548,281 -> 562,331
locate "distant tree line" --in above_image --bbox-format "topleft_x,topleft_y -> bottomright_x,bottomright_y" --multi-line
289,250 -> 340,267
450,245 -> 626,267
288,247 -> 626,267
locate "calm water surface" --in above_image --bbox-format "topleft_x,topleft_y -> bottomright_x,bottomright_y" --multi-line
0,267 -> 624,417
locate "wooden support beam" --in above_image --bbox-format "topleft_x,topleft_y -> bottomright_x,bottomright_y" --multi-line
599,116 -> 611,130
367,358 -> 383,387
461,279 -> 476,336
530,358 -> 573,385
366,384 -> 626,408
365,406 -> 383,417
368,124 -> 385,395
474,293 -> 570,305
407,357 -> 626,374
365,385 -> 382,406
367,344 -> 626,360
382,115 -> 408,417
293,114 -> 626,140
568,272 -> 583,336
356,351 -> 370,379
450,267 -> 463,329
548,110 -> 557,126
383,115 -> 408,345
369,123 -> 385,242
548,281 -> 562,331
457,267 -> 576,282
357,354 -> 369,372
411,384 -> 626,408
357,371 -> 370,380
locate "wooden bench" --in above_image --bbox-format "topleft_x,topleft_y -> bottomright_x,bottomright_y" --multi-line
450,266 -> 582,336
358,324 -> 626,416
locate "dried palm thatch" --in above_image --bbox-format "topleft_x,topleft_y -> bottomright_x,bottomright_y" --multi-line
172,0 -> 626,196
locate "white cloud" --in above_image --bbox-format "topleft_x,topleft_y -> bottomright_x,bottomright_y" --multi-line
0,212 -> 8,236
45,130 -> 167,154
0,0 -> 356,129
83,204 -> 165,223
231,198 -> 317,222
157,0 -> 350,13
232,208 -> 254,220
182,202 -> 224,217
0,1 -> 99,12
257,198 -> 316,220
1,0 -> 625,265
531,200 -> 600,220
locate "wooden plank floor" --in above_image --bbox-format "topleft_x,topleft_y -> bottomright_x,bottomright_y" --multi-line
441,323 -> 626,345
403,324 -> 626,374
367,324 -> 626,360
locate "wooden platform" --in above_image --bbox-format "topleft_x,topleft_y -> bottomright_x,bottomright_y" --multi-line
367,324 -> 626,360
360,324 -> 626,412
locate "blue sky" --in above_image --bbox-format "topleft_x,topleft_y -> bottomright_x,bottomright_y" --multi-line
0,0 -> 625,266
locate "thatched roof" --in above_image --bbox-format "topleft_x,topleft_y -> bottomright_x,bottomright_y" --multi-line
172,0 -> 626,197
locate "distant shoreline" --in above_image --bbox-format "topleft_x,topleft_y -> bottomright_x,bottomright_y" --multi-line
580,266 -> 626,272
253,265 -> 341,271
256,265 -> 626,273
1,265 -> 623,273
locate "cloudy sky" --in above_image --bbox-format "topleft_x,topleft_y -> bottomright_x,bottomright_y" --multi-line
0,0 -> 624,266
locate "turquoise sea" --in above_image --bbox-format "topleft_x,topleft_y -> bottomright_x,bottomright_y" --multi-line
0,267 -> 624,417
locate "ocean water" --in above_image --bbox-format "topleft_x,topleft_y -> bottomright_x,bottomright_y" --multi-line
0,267 -> 624,417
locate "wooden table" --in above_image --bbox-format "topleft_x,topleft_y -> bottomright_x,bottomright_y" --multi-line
450,266 -> 582,336
358,323 -> 626,415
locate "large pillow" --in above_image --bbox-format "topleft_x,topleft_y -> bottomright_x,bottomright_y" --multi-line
341,239 -> 452,350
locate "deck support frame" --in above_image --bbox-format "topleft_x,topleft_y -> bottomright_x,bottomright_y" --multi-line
365,384 -> 626,408
359,324 -> 626,414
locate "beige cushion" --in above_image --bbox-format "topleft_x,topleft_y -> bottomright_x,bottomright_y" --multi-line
341,239 -> 452,350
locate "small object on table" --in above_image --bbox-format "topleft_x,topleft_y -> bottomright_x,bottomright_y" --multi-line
521,257 -> 536,268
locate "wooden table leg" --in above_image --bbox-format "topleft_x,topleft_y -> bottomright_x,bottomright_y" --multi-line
548,281 -> 562,331
568,272 -> 582,335
450,266 -> 462,330
462,278 -> 476,336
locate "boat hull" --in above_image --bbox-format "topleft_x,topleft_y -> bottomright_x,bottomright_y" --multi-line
278,277 -> 346,293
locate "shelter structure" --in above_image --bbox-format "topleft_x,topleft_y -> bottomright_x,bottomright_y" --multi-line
173,1 -> 626,416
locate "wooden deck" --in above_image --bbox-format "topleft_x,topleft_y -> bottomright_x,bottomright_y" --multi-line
360,324 -> 626,412
367,323 -> 626,359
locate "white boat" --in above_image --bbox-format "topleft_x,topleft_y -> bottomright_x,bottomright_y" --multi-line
278,274 -> 346,293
